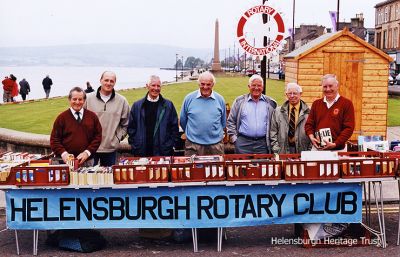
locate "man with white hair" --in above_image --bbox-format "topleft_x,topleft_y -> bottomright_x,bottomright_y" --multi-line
305,74 -> 355,150
128,75 -> 179,157
270,82 -> 311,154
227,74 -> 277,153
180,71 -> 226,156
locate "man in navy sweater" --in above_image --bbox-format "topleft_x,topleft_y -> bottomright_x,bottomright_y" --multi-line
50,87 -> 102,166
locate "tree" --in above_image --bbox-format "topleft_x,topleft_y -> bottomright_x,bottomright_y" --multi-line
175,59 -> 183,69
184,56 -> 205,69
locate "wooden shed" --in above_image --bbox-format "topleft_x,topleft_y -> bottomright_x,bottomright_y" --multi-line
284,27 -> 392,140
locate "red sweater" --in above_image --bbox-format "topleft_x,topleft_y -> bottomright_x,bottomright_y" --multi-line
305,96 -> 355,150
50,109 -> 102,157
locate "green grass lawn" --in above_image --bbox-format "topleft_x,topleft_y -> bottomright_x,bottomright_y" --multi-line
0,76 -> 398,134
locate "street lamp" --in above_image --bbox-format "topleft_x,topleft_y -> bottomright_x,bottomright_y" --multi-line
175,53 -> 178,82
181,56 -> 184,79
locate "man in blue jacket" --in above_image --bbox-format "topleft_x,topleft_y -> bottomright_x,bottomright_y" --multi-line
128,75 -> 179,157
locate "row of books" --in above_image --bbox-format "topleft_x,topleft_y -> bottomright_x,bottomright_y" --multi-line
70,166 -> 113,186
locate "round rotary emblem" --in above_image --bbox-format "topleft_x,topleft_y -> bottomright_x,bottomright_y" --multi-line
237,5 -> 285,56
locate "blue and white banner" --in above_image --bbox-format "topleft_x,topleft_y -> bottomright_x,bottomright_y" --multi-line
6,183 -> 362,230
329,11 -> 338,32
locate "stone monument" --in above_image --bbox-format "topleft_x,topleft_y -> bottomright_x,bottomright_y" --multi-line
211,19 -> 222,72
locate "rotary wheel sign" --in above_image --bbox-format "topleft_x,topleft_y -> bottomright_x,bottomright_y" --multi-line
237,5 -> 286,57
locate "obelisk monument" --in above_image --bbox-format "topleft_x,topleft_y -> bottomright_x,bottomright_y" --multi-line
211,19 -> 222,72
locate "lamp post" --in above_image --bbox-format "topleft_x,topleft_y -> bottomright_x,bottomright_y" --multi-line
228,47 -> 231,72
175,53 -> 178,82
181,56 -> 184,79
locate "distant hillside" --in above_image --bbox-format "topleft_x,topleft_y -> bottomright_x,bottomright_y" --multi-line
0,44 -> 212,67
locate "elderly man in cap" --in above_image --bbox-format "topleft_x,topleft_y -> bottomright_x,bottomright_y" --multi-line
270,82 -> 311,154
227,74 -> 277,153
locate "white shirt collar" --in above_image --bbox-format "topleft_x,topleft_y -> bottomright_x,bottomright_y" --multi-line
147,94 -> 159,102
323,94 -> 340,109
70,107 -> 84,119
196,89 -> 215,99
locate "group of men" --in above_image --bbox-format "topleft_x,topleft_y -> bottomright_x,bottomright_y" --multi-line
48,70 -> 355,245
50,71 -> 355,169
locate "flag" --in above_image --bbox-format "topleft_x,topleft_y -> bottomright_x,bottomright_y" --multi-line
288,28 -> 293,39
329,11 -> 337,32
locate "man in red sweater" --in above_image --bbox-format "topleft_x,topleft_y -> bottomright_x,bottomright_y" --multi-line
305,74 -> 355,151
50,87 -> 102,165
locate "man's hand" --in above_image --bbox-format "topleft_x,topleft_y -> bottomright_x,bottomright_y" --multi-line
322,140 -> 337,150
76,151 -> 89,164
61,152 -> 70,164
308,134 -> 321,150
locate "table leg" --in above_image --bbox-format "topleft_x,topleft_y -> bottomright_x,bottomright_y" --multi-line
368,182 -> 372,226
397,179 -> 400,246
379,182 -> 387,247
191,228 -> 198,253
217,227 -> 224,252
15,230 -> 20,255
372,182 -> 386,248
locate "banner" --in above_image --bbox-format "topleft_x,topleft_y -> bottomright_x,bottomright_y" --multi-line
329,11 -> 338,32
6,183 -> 362,230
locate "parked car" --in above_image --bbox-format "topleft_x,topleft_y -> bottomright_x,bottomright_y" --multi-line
395,73 -> 400,85
389,75 -> 395,85
245,69 -> 258,77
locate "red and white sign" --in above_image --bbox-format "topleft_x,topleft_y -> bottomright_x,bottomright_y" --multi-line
237,5 -> 285,56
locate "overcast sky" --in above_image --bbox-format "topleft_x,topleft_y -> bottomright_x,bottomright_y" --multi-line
0,0 -> 379,49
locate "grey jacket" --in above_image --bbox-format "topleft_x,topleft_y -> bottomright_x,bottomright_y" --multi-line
227,93 -> 277,153
270,100 -> 312,154
84,87 -> 130,153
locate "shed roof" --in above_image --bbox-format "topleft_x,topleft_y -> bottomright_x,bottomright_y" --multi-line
284,28 -> 392,62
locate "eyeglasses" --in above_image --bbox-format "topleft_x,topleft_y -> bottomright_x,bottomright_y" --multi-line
286,92 -> 300,96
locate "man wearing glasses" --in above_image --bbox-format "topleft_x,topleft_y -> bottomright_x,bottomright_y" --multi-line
270,82 -> 311,154
227,74 -> 277,153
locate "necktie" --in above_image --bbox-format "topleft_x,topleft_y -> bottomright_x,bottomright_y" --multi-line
288,106 -> 295,139
76,111 -> 81,123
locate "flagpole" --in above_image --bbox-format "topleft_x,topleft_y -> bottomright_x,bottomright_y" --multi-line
336,0 -> 340,31
292,0 -> 295,51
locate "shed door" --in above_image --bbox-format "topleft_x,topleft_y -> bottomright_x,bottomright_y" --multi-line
323,52 -> 364,141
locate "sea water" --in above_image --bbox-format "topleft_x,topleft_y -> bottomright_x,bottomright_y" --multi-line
0,66 -> 178,102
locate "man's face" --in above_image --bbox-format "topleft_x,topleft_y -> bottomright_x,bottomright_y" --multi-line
100,72 -> 116,95
322,78 -> 339,100
248,79 -> 263,99
147,79 -> 161,99
69,91 -> 85,112
199,77 -> 214,97
286,88 -> 301,105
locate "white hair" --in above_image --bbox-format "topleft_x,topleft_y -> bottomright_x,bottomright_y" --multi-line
285,82 -> 302,93
198,71 -> 216,84
147,75 -> 161,85
321,74 -> 338,85
249,74 -> 263,85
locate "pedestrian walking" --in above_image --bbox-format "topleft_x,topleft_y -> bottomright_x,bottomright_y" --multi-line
19,78 -> 31,101
42,75 -> 53,99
